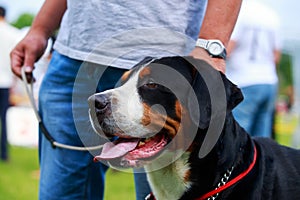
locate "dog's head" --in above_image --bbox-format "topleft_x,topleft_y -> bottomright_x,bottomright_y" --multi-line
88,56 -> 243,168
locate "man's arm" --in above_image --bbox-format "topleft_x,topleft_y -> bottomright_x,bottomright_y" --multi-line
190,0 -> 242,73
199,0 -> 242,46
274,49 -> 281,65
10,0 -> 67,79
30,0 -> 67,38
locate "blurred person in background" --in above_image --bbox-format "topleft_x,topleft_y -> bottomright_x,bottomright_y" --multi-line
10,0 -> 242,199
0,6 -> 21,161
226,0 -> 282,138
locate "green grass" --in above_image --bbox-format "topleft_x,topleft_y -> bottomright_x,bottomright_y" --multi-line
0,146 -> 39,200
104,169 -> 135,200
0,146 -> 135,200
274,113 -> 298,146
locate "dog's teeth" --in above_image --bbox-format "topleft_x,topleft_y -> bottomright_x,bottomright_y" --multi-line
139,141 -> 145,146
139,138 -> 152,146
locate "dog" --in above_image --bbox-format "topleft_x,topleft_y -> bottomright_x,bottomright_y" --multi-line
88,56 -> 300,200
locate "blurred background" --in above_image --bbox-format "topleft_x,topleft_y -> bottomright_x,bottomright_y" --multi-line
0,0 -> 299,199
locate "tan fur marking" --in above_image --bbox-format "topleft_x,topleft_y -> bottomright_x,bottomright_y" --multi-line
120,70 -> 132,83
170,104 -> 196,152
139,66 -> 151,79
183,167 -> 191,183
175,100 -> 182,119
141,103 -> 180,137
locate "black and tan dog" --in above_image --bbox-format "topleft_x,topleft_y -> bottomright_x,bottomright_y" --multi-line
88,56 -> 300,200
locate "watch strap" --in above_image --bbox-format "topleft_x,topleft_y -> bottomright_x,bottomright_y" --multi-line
196,38 -> 209,49
196,38 -> 227,60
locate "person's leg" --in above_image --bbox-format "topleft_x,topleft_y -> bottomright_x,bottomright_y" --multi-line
0,88 -> 9,161
38,51 -> 108,200
134,169 -> 152,200
251,84 -> 277,137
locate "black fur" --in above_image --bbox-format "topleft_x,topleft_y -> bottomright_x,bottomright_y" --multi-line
148,57 -> 300,200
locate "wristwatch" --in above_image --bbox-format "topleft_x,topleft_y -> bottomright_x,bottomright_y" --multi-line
196,38 -> 227,60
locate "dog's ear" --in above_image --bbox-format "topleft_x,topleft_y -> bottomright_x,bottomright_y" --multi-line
187,72 -> 211,129
220,73 -> 244,111
184,57 -> 243,129
184,57 -> 244,158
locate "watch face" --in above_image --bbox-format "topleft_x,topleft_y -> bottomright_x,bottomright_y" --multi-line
208,42 -> 223,56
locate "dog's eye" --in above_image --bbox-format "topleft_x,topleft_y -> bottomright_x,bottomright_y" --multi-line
144,82 -> 159,89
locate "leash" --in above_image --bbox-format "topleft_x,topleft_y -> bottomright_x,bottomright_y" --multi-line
21,67 -> 103,151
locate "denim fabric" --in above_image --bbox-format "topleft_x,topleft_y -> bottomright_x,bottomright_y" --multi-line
233,84 -> 277,138
134,168 -> 152,200
38,51 -> 151,199
0,88 -> 9,160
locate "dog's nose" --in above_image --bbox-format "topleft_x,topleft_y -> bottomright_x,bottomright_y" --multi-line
88,94 -> 110,112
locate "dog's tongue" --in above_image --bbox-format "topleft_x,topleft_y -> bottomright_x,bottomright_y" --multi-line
94,138 -> 140,160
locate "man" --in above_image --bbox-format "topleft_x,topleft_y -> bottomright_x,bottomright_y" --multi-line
0,6 -> 20,161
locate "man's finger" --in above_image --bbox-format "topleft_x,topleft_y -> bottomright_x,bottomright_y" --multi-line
10,49 -> 24,78
24,51 -> 36,73
22,50 -> 38,83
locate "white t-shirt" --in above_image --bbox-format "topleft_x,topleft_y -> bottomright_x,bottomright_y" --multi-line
54,0 -> 207,69
226,0 -> 282,87
0,21 -> 21,88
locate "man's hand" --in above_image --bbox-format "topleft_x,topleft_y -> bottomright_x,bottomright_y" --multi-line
10,0 -> 67,82
189,47 -> 226,73
10,30 -> 48,81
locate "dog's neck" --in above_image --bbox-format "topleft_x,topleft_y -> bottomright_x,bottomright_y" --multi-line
145,150 -> 192,200
180,114 -> 254,199
144,114 -> 253,200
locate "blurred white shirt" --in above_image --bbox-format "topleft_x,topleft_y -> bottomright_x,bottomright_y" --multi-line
0,20 -> 21,88
226,0 -> 282,87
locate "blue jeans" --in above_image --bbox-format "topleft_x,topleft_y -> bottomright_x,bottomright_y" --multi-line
0,88 -> 9,161
38,51 -> 151,200
233,84 -> 277,138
